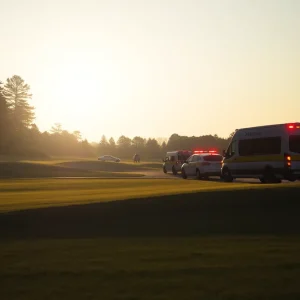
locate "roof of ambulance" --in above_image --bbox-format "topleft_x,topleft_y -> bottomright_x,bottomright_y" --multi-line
236,123 -> 300,131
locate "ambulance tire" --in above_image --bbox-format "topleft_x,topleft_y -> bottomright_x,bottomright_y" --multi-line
203,174 -> 209,180
263,167 -> 281,184
163,166 -> 167,174
182,169 -> 187,179
222,167 -> 233,182
172,166 -> 177,175
286,175 -> 296,182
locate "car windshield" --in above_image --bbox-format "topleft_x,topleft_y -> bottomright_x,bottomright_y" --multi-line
203,155 -> 223,162
289,135 -> 300,153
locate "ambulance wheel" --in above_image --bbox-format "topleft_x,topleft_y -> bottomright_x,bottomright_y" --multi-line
172,166 -> 177,175
222,168 -> 233,182
196,169 -> 201,180
263,167 -> 281,183
286,175 -> 297,182
182,169 -> 187,179
163,166 -> 167,174
203,174 -> 209,180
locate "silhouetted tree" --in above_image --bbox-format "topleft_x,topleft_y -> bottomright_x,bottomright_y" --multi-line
0,82 -> 9,153
161,141 -> 167,157
145,138 -> 161,158
117,135 -> 132,158
98,135 -> 109,155
51,123 -> 63,134
73,130 -> 82,142
108,137 -> 116,155
3,75 -> 35,130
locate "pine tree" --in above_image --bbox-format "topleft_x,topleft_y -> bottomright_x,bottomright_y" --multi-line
3,75 -> 35,130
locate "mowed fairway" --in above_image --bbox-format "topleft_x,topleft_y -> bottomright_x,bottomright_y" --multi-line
1,238 -> 300,300
0,178 -> 299,212
2,177 -> 300,300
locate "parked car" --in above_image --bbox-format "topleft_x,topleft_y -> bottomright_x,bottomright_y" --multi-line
181,150 -> 222,179
98,155 -> 121,162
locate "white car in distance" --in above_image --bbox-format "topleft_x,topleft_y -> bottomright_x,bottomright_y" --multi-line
98,155 -> 121,162
181,151 -> 222,179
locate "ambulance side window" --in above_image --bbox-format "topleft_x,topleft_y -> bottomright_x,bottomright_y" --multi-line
226,140 -> 237,158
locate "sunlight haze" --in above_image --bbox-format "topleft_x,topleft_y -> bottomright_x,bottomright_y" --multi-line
1,0 -> 299,142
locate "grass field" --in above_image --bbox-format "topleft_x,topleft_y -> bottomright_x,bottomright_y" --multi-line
0,162 -> 146,179
0,158 -> 162,179
1,178 -> 299,212
1,237 -> 300,300
1,161 -> 300,300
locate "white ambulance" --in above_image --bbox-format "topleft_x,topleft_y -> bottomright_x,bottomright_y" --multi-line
163,150 -> 192,175
221,123 -> 300,183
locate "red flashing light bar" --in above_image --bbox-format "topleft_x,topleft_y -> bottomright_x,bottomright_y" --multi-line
287,124 -> 300,129
194,150 -> 217,153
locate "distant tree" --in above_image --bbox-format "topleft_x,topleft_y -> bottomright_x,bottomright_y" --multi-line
51,123 -> 63,134
161,141 -> 167,157
167,133 -> 182,150
117,135 -> 132,157
3,75 -> 35,129
98,135 -> 109,154
81,139 -> 95,157
73,130 -> 82,142
132,136 -> 146,155
109,137 -> 116,147
0,82 -> 9,153
145,138 -> 160,158
117,135 -> 132,148
156,137 -> 168,145
108,137 -> 116,155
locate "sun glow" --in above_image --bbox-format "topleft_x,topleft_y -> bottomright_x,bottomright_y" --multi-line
45,53 -> 134,131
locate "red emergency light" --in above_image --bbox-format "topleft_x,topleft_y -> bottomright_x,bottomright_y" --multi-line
194,150 -> 217,154
287,124 -> 300,130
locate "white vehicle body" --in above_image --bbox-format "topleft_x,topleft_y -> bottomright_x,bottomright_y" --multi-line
221,123 -> 300,182
163,150 -> 192,175
98,155 -> 121,162
181,152 -> 223,179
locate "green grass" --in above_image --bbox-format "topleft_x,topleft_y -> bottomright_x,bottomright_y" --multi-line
0,159 -> 161,179
0,162 -> 144,179
56,160 -> 162,171
1,237 -> 300,300
1,178 -> 298,212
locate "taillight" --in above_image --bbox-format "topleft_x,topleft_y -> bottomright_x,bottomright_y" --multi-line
284,153 -> 292,168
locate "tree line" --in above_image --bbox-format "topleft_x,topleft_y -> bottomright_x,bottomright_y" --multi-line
0,75 -> 232,160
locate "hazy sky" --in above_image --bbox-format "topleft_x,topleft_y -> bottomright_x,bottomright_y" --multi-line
1,0 -> 299,142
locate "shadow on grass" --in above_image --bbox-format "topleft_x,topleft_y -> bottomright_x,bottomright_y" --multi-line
1,187 -> 300,239
57,161 -> 159,172
0,162 -> 141,178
